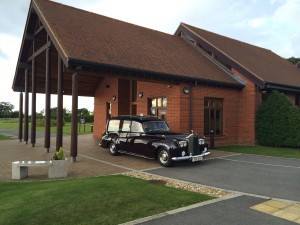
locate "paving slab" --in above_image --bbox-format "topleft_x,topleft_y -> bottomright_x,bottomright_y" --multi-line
0,134 -> 159,181
252,200 -> 300,224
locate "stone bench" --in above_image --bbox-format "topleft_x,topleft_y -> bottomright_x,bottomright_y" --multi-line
12,160 -> 68,179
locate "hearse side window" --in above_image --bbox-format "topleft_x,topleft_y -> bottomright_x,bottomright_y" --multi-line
131,121 -> 143,133
121,120 -> 131,132
107,120 -> 120,132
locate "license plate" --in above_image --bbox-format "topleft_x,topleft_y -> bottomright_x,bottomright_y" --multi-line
192,156 -> 203,162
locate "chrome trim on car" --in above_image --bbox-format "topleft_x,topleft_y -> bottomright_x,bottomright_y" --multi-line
171,151 -> 210,161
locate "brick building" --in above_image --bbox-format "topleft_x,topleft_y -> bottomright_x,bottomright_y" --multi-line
12,0 -> 300,160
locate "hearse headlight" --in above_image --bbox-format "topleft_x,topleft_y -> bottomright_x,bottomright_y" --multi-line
178,140 -> 187,148
198,138 -> 205,145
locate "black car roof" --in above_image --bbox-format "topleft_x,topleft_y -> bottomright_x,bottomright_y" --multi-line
110,115 -> 162,122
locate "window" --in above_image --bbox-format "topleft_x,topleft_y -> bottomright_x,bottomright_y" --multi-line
204,98 -> 223,135
107,119 -> 120,132
148,97 -> 167,120
143,121 -> 170,132
121,120 -> 131,132
131,121 -> 143,133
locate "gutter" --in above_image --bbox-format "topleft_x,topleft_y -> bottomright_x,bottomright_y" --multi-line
67,57 -> 245,89
265,83 -> 300,94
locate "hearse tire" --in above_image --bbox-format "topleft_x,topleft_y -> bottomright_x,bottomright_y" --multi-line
109,138 -> 119,156
157,148 -> 173,167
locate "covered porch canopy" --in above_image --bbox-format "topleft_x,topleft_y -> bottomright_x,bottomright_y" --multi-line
12,0 -> 243,162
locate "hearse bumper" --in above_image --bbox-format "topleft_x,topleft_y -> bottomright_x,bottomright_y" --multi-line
171,151 -> 210,162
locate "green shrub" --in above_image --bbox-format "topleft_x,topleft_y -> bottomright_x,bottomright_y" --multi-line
36,119 -> 65,127
53,147 -> 65,160
256,90 -> 300,147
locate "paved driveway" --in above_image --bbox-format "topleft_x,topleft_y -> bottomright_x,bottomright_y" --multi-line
148,153 -> 300,202
139,195 -> 296,225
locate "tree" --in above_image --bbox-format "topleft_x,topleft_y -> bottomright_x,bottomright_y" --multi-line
0,102 -> 15,118
78,108 -> 94,123
256,90 -> 300,147
287,57 -> 300,65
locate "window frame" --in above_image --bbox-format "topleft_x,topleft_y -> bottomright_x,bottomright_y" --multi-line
204,98 -> 223,136
148,97 -> 167,119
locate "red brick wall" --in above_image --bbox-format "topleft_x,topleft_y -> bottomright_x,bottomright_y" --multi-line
135,80 -> 250,146
94,77 -> 119,139
136,81 -> 181,132
94,77 -> 257,146
232,69 -> 257,146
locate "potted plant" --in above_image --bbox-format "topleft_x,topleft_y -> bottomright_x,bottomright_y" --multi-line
48,147 -> 68,178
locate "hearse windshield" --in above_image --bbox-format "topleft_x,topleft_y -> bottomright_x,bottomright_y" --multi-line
143,121 -> 170,133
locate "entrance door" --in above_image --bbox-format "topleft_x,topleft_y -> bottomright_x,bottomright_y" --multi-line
106,102 -> 111,121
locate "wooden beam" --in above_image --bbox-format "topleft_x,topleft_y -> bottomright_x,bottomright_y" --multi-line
18,92 -> 23,142
44,47 -> 51,152
27,41 -> 51,62
34,25 -> 44,36
24,69 -> 29,144
31,58 -> 36,147
56,57 -> 63,152
19,62 -> 31,69
25,34 -> 35,41
70,72 -> 78,162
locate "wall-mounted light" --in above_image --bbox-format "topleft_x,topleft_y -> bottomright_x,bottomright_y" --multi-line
138,91 -> 143,98
112,95 -> 116,101
183,87 -> 190,94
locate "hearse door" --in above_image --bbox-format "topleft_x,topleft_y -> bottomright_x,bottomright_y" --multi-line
127,121 -> 149,156
118,120 -> 131,151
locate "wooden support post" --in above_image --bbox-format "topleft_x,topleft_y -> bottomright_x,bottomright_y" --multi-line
70,72 -> 78,162
44,47 -> 51,152
24,69 -> 29,144
18,92 -> 23,142
31,58 -> 36,147
56,57 -> 63,152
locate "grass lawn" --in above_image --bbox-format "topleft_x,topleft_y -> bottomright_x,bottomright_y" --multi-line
0,175 -> 214,225
0,118 -> 93,136
0,134 -> 15,140
218,145 -> 300,159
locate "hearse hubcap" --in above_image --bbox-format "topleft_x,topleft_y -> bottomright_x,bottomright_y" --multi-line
159,150 -> 169,162
110,143 -> 116,153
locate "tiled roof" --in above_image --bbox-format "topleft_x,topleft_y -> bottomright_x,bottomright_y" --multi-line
32,0 -> 242,87
181,23 -> 300,89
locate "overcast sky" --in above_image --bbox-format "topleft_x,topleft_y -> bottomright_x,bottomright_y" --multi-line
0,0 -> 299,112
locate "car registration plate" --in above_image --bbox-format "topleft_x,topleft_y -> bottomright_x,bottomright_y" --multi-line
192,156 -> 203,162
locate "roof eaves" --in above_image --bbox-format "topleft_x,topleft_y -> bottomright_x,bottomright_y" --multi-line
181,35 -> 247,86
12,0 -> 34,91
68,57 -> 244,89
32,0 -> 69,67
180,23 -> 265,86
265,82 -> 300,94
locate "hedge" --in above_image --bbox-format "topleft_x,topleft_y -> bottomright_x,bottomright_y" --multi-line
256,90 -> 300,147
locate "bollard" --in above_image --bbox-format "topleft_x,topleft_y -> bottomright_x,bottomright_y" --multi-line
210,129 -> 215,149
91,124 -> 93,132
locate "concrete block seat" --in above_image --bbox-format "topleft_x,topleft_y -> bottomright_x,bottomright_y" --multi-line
12,160 -> 67,179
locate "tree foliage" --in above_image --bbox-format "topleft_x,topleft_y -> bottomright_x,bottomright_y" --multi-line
287,57 -> 300,65
0,102 -> 14,118
256,90 -> 300,147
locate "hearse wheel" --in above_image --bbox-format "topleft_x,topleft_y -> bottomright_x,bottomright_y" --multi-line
157,148 -> 173,167
109,138 -> 119,156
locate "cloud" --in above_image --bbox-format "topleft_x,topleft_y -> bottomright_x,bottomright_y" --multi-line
0,49 -> 8,59
0,0 -> 30,37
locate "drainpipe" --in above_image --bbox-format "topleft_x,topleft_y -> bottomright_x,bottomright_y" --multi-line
189,82 -> 195,132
